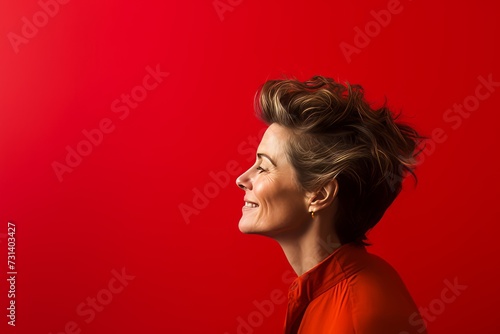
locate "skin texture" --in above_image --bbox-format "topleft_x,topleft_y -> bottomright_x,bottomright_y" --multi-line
236,123 -> 311,237
236,123 -> 342,275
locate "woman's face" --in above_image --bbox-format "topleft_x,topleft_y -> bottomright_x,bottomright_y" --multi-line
236,123 -> 311,238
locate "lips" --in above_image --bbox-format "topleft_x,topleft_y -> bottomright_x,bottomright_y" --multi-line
243,198 -> 259,208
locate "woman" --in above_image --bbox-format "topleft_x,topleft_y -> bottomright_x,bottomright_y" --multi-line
235,76 -> 427,334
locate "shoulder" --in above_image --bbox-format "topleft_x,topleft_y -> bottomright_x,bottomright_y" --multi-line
299,245 -> 426,333
342,249 -> 424,333
340,248 -> 415,307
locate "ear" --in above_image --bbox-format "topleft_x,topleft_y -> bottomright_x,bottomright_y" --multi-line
307,179 -> 339,212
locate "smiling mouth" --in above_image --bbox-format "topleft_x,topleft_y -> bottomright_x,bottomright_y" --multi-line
244,202 -> 259,208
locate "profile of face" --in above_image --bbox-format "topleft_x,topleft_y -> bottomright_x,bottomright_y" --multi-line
235,123 -> 312,238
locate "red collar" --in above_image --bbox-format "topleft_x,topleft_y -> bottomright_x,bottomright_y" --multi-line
284,243 -> 367,333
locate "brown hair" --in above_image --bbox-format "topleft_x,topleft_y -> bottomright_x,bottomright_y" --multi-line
254,75 -> 422,245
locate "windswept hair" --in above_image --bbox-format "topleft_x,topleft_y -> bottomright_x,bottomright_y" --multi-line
254,75 -> 423,245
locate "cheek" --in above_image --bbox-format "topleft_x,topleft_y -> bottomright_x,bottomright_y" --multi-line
254,178 -> 305,214
253,177 -> 280,205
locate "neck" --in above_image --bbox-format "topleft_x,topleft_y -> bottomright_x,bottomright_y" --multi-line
276,217 -> 341,276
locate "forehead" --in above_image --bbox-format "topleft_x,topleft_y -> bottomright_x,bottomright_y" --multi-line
258,123 -> 290,152
260,123 -> 288,144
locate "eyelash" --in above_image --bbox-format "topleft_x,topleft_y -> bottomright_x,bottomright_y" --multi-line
256,166 -> 267,173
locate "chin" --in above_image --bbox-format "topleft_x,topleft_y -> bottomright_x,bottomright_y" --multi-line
239,219 -> 283,238
238,218 -> 266,235
238,219 -> 257,234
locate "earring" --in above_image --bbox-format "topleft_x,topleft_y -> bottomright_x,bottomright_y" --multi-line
310,211 -> 315,218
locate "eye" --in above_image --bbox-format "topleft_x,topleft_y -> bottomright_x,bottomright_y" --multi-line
256,166 -> 267,173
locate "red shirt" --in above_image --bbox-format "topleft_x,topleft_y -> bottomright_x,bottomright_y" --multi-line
284,243 -> 427,333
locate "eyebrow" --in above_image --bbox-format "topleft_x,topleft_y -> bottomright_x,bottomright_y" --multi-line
257,153 -> 277,167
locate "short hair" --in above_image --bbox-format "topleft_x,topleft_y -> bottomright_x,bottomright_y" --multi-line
254,75 -> 422,245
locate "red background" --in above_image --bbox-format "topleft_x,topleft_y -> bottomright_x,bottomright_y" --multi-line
1,0 -> 499,333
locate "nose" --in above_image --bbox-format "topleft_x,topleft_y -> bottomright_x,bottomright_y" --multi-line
236,167 -> 252,191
